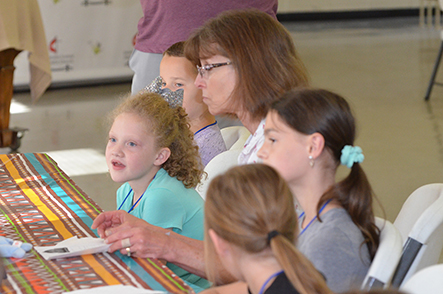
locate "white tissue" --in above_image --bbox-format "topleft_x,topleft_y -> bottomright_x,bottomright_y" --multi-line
34,236 -> 111,260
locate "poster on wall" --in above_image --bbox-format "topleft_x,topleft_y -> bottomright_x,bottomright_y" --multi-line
13,0 -> 142,87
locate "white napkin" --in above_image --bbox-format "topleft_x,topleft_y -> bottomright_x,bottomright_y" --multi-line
62,285 -> 166,294
34,236 -> 111,260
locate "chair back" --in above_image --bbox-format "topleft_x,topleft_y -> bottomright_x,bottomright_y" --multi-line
394,183 -> 443,242
391,183 -> 443,287
361,217 -> 403,290
220,126 -> 250,150
400,264 -> 443,294
195,149 -> 241,200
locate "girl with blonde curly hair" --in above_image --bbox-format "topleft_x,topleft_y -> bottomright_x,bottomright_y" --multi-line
105,91 -> 208,289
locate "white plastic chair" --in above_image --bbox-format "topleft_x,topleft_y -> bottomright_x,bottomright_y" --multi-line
400,264 -> 443,294
361,217 -> 403,290
391,183 -> 443,287
220,126 -> 250,150
195,149 -> 242,200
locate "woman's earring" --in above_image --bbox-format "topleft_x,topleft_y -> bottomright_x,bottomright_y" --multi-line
309,155 -> 314,168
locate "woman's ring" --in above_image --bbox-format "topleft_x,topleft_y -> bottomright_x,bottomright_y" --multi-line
126,247 -> 131,257
122,238 -> 131,248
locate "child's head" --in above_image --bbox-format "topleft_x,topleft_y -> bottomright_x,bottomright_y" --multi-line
160,41 -> 208,122
106,92 -> 203,188
204,164 -> 331,293
259,88 -> 356,182
258,88 -> 379,259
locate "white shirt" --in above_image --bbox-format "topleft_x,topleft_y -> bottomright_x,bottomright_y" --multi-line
238,119 -> 266,165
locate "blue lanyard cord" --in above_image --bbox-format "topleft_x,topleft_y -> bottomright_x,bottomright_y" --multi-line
259,270 -> 284,294
298,199 -> 332,237
194,121 -> 217,136
117,188 -> 146,213
117,189 -> 132,211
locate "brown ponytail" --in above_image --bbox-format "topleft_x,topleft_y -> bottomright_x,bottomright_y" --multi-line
205,164 -> 332,293
271,88 -> 381,260
271,235 -> 332,294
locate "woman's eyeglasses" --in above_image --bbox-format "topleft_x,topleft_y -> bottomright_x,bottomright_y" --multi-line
196,62 -> 232,78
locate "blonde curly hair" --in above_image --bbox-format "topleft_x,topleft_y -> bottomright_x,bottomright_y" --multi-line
109,91 -> 203,188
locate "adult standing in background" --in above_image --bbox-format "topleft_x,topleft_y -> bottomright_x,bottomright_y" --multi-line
130,0 -> 278,94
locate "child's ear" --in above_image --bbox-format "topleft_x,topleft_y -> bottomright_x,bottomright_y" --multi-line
308,132 -> 325,159
154,147 -> 171,166
208,229 -> 230,257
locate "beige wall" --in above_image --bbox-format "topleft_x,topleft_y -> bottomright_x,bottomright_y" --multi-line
277,0 -> 420,13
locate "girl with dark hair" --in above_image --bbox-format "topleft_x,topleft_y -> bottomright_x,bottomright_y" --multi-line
258,88 -> 380,292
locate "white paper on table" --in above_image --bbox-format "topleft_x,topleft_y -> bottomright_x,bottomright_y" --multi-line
62,285 -> 166,294
34,236 -> 111,260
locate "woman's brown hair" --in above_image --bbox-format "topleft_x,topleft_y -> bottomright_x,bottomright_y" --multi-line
109,91 -> 203,188
271,88 -> 381,259
204,164 -> 332,294
185,9 -> 309,121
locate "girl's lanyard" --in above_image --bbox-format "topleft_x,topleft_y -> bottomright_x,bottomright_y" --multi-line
298,199 -> 332,237
117,188 -> 146,213
259,270 -> 284,294
194,121 -> 217,136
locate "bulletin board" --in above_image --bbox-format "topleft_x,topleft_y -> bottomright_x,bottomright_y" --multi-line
13,0 -> 142,88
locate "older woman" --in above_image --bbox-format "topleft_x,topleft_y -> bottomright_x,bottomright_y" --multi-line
185,8 -> 309,164
92,8 -> 309,289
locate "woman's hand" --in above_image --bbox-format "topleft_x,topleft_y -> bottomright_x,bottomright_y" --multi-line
92,210 -> 127,238
92,210 -> 235,283
92,210 -> 170,259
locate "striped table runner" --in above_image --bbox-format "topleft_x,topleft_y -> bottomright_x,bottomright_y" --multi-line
0,153 -> 192,294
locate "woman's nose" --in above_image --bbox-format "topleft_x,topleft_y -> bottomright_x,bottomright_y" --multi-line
194,74 -> 205,89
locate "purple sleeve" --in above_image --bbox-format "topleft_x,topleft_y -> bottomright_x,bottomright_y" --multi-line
135,0 -> 278,53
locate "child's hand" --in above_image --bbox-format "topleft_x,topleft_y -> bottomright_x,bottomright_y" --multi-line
0,236 -> 33,258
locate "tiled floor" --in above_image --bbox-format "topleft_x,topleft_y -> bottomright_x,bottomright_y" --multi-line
5,16 -> 443,225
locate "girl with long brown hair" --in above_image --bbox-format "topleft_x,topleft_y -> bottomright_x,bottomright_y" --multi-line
258,88 -> 380,292
204,164 -> 332,294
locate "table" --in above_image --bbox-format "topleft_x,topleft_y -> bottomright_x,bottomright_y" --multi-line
0,153 -> 193,294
